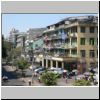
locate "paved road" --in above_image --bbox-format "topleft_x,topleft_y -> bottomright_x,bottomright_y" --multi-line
2,64 -> 75,86
2,65 -> 25,86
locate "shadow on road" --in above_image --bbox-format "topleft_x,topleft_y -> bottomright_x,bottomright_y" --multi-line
2,67 -> 20,80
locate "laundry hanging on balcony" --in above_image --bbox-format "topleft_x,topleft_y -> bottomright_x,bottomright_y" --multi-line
61,29 -> 66,40
44,35 -> 49,46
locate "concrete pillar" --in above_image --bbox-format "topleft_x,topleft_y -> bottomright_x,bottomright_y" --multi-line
56,61 -> 58,68
70,38 -> 72,57
70,49 -> 71,56
62,62 -> 64,69
51,60 -> 53,68
46,59 -> 48,68
70,38 -> 72,46
77,26 -> 80,33
42,58 -> 44,67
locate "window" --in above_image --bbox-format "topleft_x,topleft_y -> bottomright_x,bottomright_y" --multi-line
90,27 -> 95,33
80,50 -> 86,57
71,26 -> 77,33
80,26 -> 85,33
80,38 -> 85,45
89,38 -> 95,45
71,50 -> 77,55
90,50 -> 95,57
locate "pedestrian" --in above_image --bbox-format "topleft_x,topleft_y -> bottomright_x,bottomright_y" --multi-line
34,72 -> 37,77
65,76 -> 68,83
38,76 -> 41,83
74,74 -> 77,80
28,80 -> 31,86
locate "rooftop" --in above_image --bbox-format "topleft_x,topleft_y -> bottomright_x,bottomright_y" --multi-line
46,15 -> 98,28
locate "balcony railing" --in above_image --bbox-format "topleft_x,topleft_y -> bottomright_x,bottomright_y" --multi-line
43,28 -> 55,33
43,52 -> 77,58
70,54 -> 77,57
43,43 -> 77,50
68,32 -> 77,37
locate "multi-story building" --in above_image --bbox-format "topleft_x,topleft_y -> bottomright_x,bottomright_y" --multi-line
42,15 -> 98,73
16,32 -> 27,57
16,32 -> 26,48
25,28 -> 46,63
27,28 -> 46,41
9,28 -> 19,48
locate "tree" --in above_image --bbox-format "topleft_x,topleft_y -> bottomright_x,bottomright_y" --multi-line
73,79 -> 91,86
12,47 -> 21,58
16,57 -> 29,77
6,47 -> 21,63
41,72 -> 57,86
2,35 -> 7,59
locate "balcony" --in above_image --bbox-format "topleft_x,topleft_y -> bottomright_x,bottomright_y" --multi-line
43,52 -> 78,58
51,35 -> 62,40
70,54 -> 77,57
43,28 -> 55,33
55,25 -> 65,30
43,42 -> 77,50
65,43 -> 77,49
69,33 -> 77,37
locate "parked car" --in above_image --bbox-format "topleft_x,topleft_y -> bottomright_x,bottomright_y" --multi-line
34,67 -> 45,73
53,68 -> 63,75
38,70 -> 45,75
48,67 -> 64,75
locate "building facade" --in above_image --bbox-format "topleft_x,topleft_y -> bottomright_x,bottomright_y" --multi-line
16,33 -> 26,48
25,28 -> 45,63
9,28 -> 19,48
42,16 -> 98,73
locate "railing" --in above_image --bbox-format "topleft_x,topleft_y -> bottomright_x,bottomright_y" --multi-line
70,54 -> 77,57
43,43 -> 77,50
43,28 -> 55,33
69,33 -> 77,37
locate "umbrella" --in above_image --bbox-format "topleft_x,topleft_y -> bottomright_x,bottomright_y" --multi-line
63,70 -> 68,73
29,66 -> 32,70
77,74 -> 84,78
76,75 -> 84,80
93,68 -> 98,72
84,72 -> 90,76
72,69 -> 78,72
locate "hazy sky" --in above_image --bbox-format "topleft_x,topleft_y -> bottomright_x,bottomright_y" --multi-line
2,14 -> 98,38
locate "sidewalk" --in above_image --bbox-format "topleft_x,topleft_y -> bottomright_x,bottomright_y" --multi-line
19,77 -> 44,86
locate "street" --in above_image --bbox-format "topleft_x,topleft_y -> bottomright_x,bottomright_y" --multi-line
2,65 -> 25,86
2,64 -> 75,86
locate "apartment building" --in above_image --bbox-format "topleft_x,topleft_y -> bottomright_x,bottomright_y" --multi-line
25,28 -> 46,63
27,28 -> 46,40
9,28 -> 19,48
42,16 -> 98,73
16,33 -> 26,48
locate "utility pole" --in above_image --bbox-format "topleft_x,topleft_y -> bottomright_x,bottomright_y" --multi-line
30,42 -> 34,84
31,47 -> 34,84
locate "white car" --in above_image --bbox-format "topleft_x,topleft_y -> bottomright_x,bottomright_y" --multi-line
34,67 -> 43,72
49,67 -> 63,75
54,69 -> 63,75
